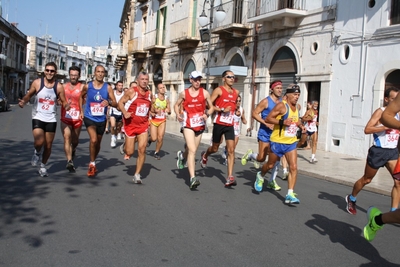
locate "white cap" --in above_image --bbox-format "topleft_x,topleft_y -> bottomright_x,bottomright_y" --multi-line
189,70 -> 203,79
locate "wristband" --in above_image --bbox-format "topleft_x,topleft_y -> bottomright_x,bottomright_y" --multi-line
279,118 -> 284,127
108,99 -> 112,106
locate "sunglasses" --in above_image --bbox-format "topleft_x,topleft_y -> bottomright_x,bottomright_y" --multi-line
236,100 -> 241,103
225,75 -> 235,79
45,69 -> 56,73
291,85 -> 300,90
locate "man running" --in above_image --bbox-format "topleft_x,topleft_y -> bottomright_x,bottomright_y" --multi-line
174,71 -> 214,189
118,72 -> 152,184
200,70 -> 239,187
79,65 -> 117,177
60,66 -> 84,172
110,81 -> 124,148
254,84 -> 303,204
241,80 -> 283,190
345,87 -> 400,214
18,62 -> 70,177
148,83 -> 171,159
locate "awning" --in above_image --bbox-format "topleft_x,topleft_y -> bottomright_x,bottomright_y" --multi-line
208,65 -> 248,77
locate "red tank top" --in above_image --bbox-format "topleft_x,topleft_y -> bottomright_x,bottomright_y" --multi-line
213,86 -> 238,126
183,87 -> 206,132
124,87 -> 152,127
61,82 -> 82,122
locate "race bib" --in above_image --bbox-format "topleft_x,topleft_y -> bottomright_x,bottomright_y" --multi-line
189,113 -> 205,128
66,107 -> 80,120
155,111 -> 166,119
386,129 -> 400,144
234,121 -> 240,132
135,106 -> 149,117
37,98 -> 55,114
220,111 -> 233,124
90,103 -> 105,116
284,123 -> 298,137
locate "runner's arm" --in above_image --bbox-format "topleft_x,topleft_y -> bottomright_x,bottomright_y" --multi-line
252,98 -> 269,126
57,83 -> 70,110
118,89 -> 134,119
382,94 -> 400,130
204,90 -> 214,117
365,108 -> 388,134
79,84 -> 88,120
174,91 -> 185,122
241,108 -> 247,125
265,102 -> 289,126
19,79 -> 39,108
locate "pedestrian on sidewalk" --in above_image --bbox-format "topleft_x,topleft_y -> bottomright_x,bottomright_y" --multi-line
200,70 -> 239,187
174,71 -> 214,189
345,87 -> 400,215
254,84 -> 303,204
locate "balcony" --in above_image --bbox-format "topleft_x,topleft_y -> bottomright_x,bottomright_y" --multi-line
247,0 -> 307,28
143,29 -> 166,56
212,23 -> 252,40
115,46 -> 128,66
170,17 -> 200,49
129,38 -> 147,60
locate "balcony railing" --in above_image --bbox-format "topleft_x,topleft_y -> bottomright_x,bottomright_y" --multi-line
248,0 -> 306,20
129,37 -> 144,53
143,29 -> 166,49
170,17 -> 198,41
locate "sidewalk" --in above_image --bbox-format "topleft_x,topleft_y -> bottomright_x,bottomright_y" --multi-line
165,118 -> 394,197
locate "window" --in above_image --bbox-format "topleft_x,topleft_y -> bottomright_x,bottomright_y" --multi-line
391,0 -> 400,25
233,0 -> 243,24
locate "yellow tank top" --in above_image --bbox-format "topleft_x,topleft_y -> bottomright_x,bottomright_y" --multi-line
152,97 -> 168,121
270,101 -> 299,144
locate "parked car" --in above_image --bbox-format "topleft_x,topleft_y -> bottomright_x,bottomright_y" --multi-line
0,89 -> 10,111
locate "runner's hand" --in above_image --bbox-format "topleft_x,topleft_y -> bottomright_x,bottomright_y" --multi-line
124,112 -> 132,119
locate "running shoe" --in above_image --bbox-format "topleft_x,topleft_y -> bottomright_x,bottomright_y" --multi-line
253,161 -> 260,169
200,151 -> 207,168
189,177 -> 200,189
225,176 -> 237,187
177,151 -> 185,169
310,157 -> 318,163
117,133 -> 122,140
87,163 -> 97,178
38,166 -> 48,177
282,171 -> 289,180
221,148 -> 227,159
147,139 -> 152,147
31,150 -> 40,166
124,154 -> 130,160
133,173 -> 142,184
254,172 -> 264,192
154,152 -> 161,160
345,195 -> 357,215
223,158 -> 227,166
267,180 -> 281,191
111,137 -> 117,148
363,206 -> 383,242
119,141 -> 125,155
72,149 -> 76,160
241,149 -> 252,165
285,193 -> 300,204
66,160 -> 76,173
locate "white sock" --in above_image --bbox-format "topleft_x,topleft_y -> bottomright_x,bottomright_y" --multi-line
249,153 -> 258,161
269,161 -> 280,182
90,161 -> 96,166
40,162 -> 45,168
288,189 -> 293,195
311,154 -> 315,159
283,167 -> 288,173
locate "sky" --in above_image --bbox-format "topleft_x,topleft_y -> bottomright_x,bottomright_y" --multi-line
3,0 -> 124,47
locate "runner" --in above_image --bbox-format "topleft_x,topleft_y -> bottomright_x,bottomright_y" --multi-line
200,70 -> 239,187
345,87 -> 400,214
60,66 -> 84,172
241,80 -> 283,190
118,72 -> 152,184
110,81 -> 124,148
18,62 -> 70,177
174,71 -> 214,189
147,83 -> 171,159
298,100 -> 319,162
254,84 -> 304,204
79,65 -> 117,177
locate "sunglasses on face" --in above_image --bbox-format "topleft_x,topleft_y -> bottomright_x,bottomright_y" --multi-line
45,69 -> 55,73
225,75 -> 235,79
291,85 -> 300,90
236,100 -> 241,103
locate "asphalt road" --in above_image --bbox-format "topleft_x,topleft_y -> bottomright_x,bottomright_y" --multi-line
1,106 -> 399,267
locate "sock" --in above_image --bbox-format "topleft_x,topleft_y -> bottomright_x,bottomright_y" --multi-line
90,161 -> 96,166
283,167 -> 288,173
40,162 -> 45,168
249,153 -> 258,161
269,161 -> 280,183
311,154 -> 315,159
374,214 -> 384,226
288,189 -> 293,195
35,149 -> 41,155
390,207 -> 397,212
349,195 -> 356,202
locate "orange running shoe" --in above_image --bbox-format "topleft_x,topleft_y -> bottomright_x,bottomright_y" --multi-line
87,163 -> 97,177
124,154 -> 130,160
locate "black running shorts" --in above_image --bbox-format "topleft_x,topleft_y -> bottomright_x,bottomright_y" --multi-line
367,146 -> 398,169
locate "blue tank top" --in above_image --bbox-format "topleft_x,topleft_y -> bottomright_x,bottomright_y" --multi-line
84,82 -> 109,122
258,96 -> 280,135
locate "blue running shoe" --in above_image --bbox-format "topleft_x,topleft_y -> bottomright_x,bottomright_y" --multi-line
285,193 -> 300,204
254,172 -> 264,192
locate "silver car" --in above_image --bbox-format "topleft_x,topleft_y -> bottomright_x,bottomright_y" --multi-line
0,89 -> 10,112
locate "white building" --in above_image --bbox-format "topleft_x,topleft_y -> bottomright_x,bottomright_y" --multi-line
117,0 -> 400,158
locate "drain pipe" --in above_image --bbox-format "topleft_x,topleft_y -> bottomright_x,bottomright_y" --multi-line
249,23 -> 260,137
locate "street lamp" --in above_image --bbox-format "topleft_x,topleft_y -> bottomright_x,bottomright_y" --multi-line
197,0 -> 226,93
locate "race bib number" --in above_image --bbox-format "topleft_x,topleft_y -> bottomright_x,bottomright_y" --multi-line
284,123 -> 298,137
220,111 -> 233,124
386,129 -> 399,144
189,113 -> 205,128
66,107 -> 80,120
155,111 -> 166,119
135,106 -> 149,117
234,121 -> 240,132
90,103 -> 105,116
37,98 -> 55,114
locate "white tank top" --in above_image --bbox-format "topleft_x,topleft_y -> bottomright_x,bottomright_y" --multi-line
373,107 -> 400,149
111,90 -> 124,115
32,81 -> 58,122
233,106 -> 243,136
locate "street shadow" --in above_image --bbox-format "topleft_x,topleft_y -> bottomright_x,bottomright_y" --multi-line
317,191 -> 367,214
305,214 -> 398,266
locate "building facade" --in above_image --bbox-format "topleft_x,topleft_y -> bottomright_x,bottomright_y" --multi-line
117,0 -> 400,158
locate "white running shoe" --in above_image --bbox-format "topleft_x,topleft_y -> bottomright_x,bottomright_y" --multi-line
31,150 -> 40,166
282,171 -> 289,180
253,161 -> 260,169
38,167 -> 48,177
310,157 -> 318,163
111,137 -> 117,148
117,133 -> 122,140
133,173 -> 142,184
